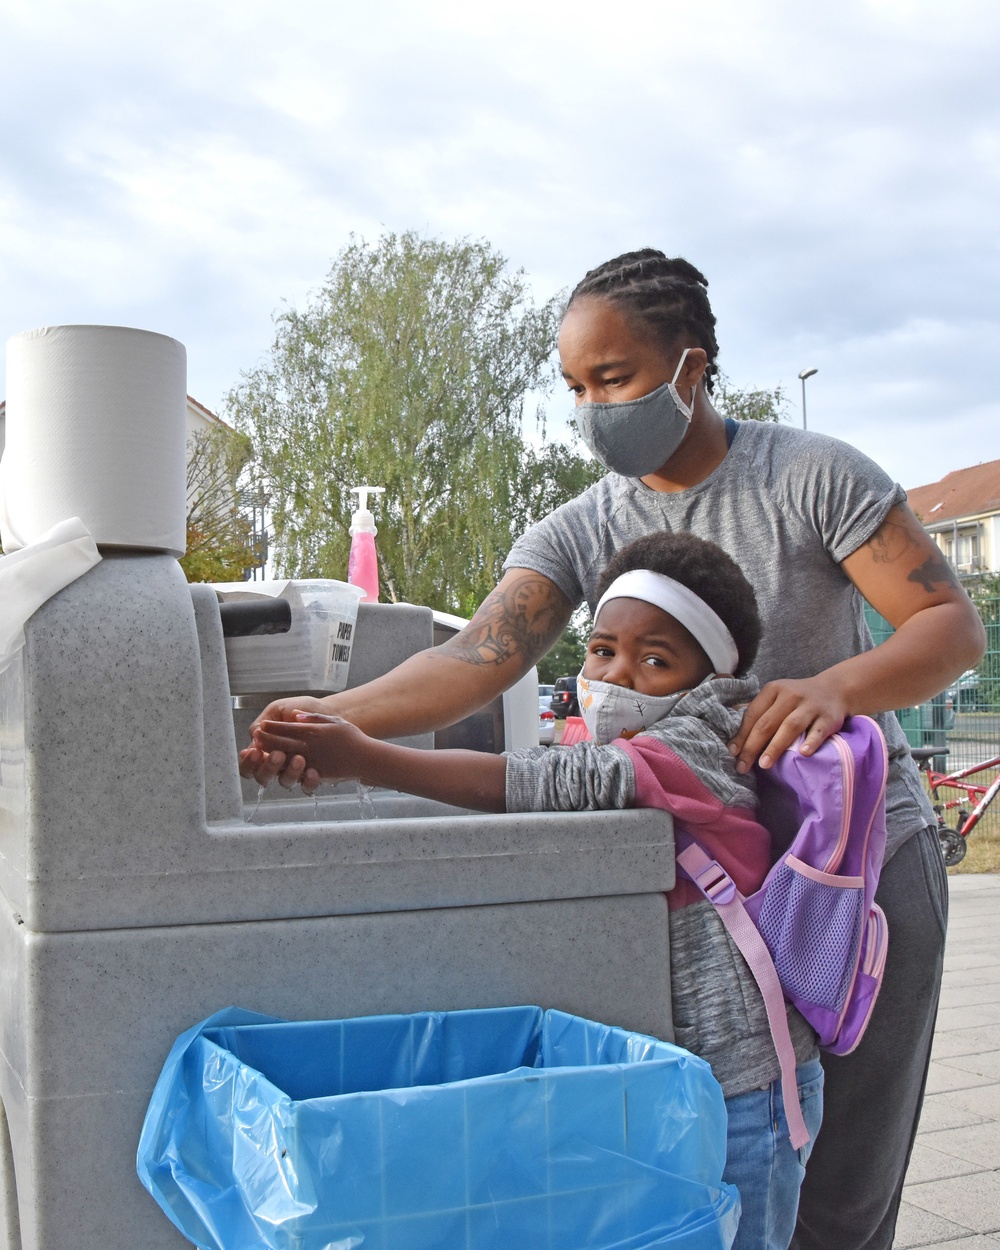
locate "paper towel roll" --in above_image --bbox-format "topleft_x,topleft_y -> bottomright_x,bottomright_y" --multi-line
0,325 -> 188,555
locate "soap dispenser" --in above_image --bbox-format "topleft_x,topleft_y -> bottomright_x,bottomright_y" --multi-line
347,485 -> 385,602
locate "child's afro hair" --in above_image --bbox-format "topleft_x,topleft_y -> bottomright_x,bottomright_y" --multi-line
595,532 -> 761,676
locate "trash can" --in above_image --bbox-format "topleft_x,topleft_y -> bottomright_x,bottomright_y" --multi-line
896,693 -> 950,771
138,1006 -> 740,1250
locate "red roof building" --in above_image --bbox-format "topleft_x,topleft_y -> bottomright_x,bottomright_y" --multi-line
907,460 -> 1000,576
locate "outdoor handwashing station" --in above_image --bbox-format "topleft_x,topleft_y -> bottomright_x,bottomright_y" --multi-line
0,325 -> 734,1249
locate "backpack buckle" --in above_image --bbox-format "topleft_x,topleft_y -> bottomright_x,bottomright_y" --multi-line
692,862 -> 737,905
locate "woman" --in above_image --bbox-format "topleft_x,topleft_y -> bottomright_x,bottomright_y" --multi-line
242,250 -> 985,1249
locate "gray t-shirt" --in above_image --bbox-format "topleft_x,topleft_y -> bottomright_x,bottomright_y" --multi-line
505,420 -> 933,858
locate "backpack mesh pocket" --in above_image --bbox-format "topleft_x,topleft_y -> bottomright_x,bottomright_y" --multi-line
756,858 -> 865,1014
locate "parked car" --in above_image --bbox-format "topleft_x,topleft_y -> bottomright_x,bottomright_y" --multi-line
896,689 -> 955,752
549,676 -> 579,719
538,702 -> 556,746
537,685 -> 556,745
948,669 -> 982,712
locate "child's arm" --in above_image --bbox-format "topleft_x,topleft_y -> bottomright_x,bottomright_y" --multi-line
254,713 -> 508,812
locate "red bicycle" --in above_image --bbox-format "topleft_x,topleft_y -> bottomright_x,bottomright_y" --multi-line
911,746 -> 1000,867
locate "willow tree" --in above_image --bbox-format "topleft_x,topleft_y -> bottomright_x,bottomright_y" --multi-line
228,232 -> 564,614
180,425 -> 257,583
713,370 -> 789,424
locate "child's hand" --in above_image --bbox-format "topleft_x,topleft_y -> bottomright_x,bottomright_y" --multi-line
240,696 -> 332,788
253,713 -> 371,784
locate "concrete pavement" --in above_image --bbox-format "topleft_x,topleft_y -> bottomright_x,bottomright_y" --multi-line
895,874 -> 1000,1247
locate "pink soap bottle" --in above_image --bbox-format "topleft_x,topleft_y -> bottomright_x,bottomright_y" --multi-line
347,485 -> 385,602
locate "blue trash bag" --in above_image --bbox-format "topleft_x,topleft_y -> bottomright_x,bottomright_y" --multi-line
137,1005 -> 740,1250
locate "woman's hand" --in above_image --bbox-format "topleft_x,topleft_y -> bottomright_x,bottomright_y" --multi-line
729,674 -> 850,773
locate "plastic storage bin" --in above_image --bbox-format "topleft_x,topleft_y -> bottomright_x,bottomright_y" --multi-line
214,579 -> 364,695
138,1006 -> 739,1250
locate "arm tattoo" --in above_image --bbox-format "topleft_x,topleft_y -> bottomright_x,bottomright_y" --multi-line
864,513 -> 925,565
864,525 -> 901,565
863,514 -> 961,593
907,551 -> 961,594
440,576 -> 569,668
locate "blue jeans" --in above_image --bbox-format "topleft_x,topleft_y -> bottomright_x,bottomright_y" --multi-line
724,1057 -> 825,1250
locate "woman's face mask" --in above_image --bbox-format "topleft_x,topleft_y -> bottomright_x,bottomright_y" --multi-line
575,348 -> 696,478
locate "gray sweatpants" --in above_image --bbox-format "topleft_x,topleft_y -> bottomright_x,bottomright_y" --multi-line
792,823 -> 949,1250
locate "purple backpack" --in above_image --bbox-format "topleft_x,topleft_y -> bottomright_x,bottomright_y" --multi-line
676,715 -> 889,1148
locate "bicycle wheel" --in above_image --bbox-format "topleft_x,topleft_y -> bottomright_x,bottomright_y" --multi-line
938,826 -> 967,867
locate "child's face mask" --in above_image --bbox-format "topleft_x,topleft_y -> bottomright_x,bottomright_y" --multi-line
577,674 -> 689,745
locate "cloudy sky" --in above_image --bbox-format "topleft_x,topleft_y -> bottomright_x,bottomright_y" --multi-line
2,0 -> 997,491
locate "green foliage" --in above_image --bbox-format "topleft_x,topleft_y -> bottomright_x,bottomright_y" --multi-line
228,231 -> 571,614
511,439 -> 604,550
179,426 -> 258,583
968,572 -> 1000,616
536,610 -> 593,685
967,574 -> 1000,710
713,371 -> 789,424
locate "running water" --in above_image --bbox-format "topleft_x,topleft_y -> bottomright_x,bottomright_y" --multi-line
357,781 -> 376,820
245,784 -> 266,824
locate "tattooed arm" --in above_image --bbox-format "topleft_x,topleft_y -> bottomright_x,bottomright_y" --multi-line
730,503 -> 986,773
240,569 -> 574,788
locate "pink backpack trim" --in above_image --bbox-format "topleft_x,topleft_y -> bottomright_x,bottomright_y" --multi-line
677,716 -> 890,1148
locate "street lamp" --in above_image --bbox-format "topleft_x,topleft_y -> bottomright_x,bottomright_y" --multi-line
798,367 -> 818,430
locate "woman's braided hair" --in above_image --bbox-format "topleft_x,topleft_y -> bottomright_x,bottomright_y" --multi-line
568,249 -> 720,393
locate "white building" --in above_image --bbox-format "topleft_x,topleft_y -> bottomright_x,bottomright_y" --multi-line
907,460 -> 1000,576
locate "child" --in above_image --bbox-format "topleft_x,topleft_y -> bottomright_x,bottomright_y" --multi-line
254,532 -> 823,1250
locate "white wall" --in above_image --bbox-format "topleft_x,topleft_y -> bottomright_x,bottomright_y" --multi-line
929,516 -> 1000,576
185,399 -> 229,444
987,516 -> 1000,573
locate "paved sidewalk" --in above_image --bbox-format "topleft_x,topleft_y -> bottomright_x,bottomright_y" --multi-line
895,874 -> 1000,1247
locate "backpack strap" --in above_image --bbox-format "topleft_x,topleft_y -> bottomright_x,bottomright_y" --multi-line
676,840 -> 811,1150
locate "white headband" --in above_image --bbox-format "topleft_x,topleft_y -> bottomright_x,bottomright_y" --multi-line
594,569 -> 740,675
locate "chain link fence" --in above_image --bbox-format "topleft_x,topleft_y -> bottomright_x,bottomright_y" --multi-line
866,591 -> 1000,870
865,596 -> 1000,770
